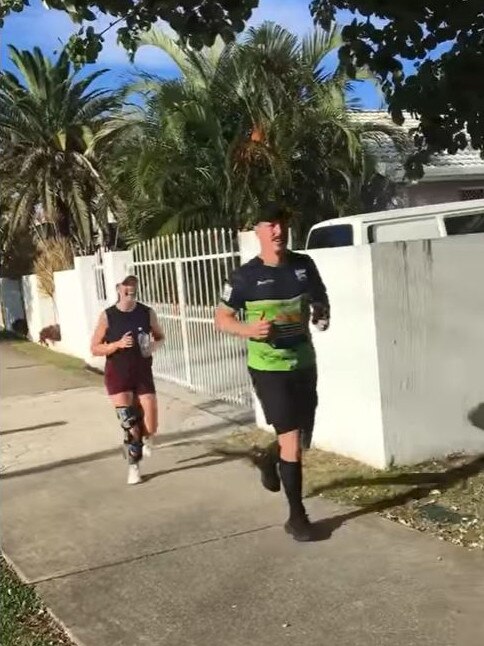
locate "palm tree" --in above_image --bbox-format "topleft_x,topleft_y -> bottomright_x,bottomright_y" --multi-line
0,46 -> 120,253
102,23 -> 406,240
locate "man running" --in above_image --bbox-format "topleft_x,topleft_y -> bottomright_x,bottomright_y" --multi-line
91,275 -> 164,485
215,203 -> 330,541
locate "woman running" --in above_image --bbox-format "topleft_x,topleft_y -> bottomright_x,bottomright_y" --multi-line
91,275 -> 164,484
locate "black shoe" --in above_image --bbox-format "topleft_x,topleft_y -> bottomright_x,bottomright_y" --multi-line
284,512 -> 313,542
252,448 -> 281,492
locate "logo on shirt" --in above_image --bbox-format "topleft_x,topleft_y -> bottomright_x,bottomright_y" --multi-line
221,283 -> 233,301
256,279 -> 275,286
295,269 -> 307,281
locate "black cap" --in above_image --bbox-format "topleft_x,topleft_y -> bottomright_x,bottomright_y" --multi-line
253,201 -> 291,225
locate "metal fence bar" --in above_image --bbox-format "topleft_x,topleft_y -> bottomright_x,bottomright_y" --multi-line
128,229 -> 252,408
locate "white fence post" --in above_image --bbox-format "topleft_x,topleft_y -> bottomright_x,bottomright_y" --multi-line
103,250 -> 134,304
175,258 -> 192,387
74,255 -> 105,368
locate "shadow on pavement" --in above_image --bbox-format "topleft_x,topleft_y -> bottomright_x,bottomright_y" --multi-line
1,421 -> 67,436
0,446 -> 125,479
468,402 -> 484,431
219,412 -> 484,544
308,404 -> 484,541
307,454 -> 484,542
143,453 -> 243,482
0,426 -> 246,480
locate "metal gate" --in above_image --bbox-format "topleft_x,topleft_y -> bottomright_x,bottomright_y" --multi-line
93,249 -> 108,310
129,229 -> 252,408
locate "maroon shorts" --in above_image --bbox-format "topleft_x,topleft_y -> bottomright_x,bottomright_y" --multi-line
104,359 -> 156,396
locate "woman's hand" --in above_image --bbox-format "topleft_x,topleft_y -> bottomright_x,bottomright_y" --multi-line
116,332 -> 134,350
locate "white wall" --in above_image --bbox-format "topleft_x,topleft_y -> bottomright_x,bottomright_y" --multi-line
55,257 -> 105,370
0,278 -> 25,330
307,247 -> 386,466
54,269 -> 87,360
372,235 -> 484,464
21,274 -> 57,342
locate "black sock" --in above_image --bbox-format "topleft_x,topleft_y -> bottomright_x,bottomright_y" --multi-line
267,440 -> 280,464
279,459 -> 305,518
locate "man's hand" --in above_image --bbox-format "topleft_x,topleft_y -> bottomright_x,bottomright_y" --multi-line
245,318 -> 272,340
116,331 -> 134,349
311,304 -> 330,331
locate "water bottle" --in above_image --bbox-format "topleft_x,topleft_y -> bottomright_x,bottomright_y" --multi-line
137,327 -> 152,358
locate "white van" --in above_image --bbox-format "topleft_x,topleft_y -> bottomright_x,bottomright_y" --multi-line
305,198 -> 484,249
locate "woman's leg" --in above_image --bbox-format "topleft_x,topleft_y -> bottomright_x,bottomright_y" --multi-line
109,391 -> 144,465
137,393 -> 158,437
132,394 -> 149,438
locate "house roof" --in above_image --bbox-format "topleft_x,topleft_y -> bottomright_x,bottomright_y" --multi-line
349,110 -> 484,182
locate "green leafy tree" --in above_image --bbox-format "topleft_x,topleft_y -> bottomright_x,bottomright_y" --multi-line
0,46 -> 120,253
99,23 -> 405,241
311,1 -> 484,176
0,1 -> 259,65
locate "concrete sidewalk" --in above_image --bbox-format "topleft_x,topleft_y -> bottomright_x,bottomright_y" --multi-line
1,342 -> 484,646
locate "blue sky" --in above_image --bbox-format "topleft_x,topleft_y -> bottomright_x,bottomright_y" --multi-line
1,0 -> 385,107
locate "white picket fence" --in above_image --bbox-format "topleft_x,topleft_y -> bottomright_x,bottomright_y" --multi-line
93,249 -> 108,310
128,229 -> 252,408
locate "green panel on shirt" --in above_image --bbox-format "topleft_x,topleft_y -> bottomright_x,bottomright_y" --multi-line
245,295 -> 315,371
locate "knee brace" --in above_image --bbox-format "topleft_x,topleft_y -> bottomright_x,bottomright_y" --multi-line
116,406 -> 143,463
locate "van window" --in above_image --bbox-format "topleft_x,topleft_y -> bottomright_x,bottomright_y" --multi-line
444,213 -> 484,236
306,224 -> 353,249
368,217 -> 440,243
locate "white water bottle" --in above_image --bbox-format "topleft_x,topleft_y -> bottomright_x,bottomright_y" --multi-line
137,327 -> 152,358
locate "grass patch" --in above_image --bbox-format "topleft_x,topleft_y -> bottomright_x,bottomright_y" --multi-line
0,329 -> 21,341
0,556 -> 73,646
216,429 -> 484,550
5,339 -> 102,383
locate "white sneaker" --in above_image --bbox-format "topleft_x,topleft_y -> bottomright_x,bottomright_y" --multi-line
143,436 -> 154,458
127,463 -> 142,485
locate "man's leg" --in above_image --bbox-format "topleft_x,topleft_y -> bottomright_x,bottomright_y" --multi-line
249,369 -> 281,492
278,429 -> 312,541
249,369 -> 312,541
298,367 -> 318,450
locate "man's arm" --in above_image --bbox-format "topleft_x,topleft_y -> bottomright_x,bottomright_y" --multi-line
215,305 -> 272,340
306,257 -> 330,330
214,273 -> 271,340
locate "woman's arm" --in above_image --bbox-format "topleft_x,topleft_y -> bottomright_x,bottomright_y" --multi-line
90,312 -> 121,357
149,308 -> 165,345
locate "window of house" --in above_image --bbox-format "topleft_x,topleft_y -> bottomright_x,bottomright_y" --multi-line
444,213 -> 484,236
459,188 -> 484,201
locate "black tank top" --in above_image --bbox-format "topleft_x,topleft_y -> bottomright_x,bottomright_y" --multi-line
104,303 -> 151,368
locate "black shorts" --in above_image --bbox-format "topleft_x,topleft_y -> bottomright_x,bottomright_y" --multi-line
249,366 -> 318,434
